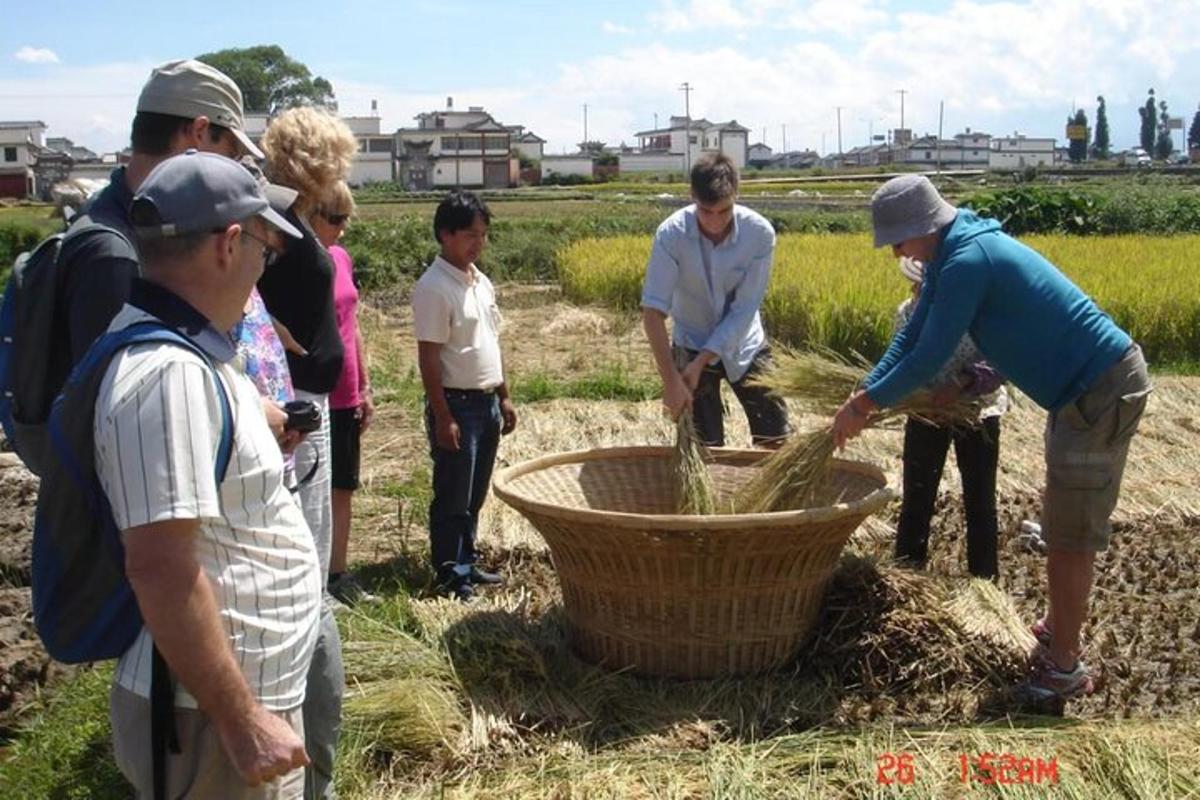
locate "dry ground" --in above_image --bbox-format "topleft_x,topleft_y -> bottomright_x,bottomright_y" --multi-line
2,285 -> 1200,794
353,287 -> 1200,713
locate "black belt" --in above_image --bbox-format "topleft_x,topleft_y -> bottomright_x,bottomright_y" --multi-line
445,387 -> 496,396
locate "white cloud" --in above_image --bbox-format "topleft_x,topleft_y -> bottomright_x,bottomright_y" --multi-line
602,21 -> 635,35
10,0 -> 1198,158
0,60 -> 153,152
14,46 -> 60,64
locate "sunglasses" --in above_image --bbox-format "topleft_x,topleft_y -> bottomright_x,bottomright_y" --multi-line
321,212 -> 350,226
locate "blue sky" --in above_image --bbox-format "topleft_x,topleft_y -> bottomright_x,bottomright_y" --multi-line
3,0 -> 1198,156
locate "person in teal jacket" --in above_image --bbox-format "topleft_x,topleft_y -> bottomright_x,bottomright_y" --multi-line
832,175 -> 1152,703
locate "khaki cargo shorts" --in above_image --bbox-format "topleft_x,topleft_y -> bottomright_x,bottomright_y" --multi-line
1042,345 -> 1151,552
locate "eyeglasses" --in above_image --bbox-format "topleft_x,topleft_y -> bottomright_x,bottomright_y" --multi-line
321,212 -> 350,226
240,229 -> 284,264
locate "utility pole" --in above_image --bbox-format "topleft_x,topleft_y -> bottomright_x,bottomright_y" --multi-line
583,103 -> 588,148
836,106 -> 843,160
782,124 -> 787,155
896,88 -> 908,136
937,100 -> 945,174
679,81 -> 693,175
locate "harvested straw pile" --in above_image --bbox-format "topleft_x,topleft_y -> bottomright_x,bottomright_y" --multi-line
802,555 -> 1030,719
735,347 -> 983,513
672,414 -> 718,514
342,677 -> 465,758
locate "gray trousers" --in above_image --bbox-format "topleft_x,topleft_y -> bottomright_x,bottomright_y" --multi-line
302,598 -> 343,800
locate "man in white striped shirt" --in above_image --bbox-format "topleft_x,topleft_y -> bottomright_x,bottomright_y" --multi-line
94,151 -> 321,798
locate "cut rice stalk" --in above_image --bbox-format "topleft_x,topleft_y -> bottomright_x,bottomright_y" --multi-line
672,413 -> 718,515
733,426 -> 836,514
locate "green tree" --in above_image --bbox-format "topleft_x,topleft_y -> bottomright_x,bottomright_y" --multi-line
1091,95 -> 1111,160
197,45 -> 335,114
1138,88 -> 1156,153
1156,100 -> 1174,160
1067,109 -> 1088,163
1188,107 -> 1200,152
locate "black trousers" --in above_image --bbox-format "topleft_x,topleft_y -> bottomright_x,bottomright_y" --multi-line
676,346 -> 790,447
896,415 -> 1000,579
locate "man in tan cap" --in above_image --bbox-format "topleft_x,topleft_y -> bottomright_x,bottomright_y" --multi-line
58,58 -> 261,368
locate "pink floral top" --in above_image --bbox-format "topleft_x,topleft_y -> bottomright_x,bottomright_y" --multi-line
234,288 -> 294,406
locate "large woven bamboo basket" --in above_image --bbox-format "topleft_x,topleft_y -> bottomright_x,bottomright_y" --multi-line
493,446 -> 894,678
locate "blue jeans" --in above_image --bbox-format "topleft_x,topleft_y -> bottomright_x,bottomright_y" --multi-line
425,390 -> 501,584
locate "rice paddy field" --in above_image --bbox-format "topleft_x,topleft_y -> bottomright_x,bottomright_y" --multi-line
3,193 -> 1200,796
561,233 -> 1200,369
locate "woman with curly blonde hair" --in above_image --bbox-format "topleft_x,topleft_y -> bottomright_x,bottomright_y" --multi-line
261,106 -> 358,214
257,105 -> 358,800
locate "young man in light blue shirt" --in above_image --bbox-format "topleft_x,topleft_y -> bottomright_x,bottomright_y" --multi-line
641,153 -> 789,447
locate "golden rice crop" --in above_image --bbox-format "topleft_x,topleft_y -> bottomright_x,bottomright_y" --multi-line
559,233 -> 1200,365
672,414 -> 718,515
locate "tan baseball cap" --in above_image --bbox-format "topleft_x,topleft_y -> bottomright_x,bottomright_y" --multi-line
136,58 -> 264,159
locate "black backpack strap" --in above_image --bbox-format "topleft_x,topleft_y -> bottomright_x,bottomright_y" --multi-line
151,646 -> 179,800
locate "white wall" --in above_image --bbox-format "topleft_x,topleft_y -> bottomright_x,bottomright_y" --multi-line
719,131 -> 747,168
541,156 -> 593,178
620,152 -> 686,173
990,138 -> 1055,168
432,158 -> 484,187
349,157 -> 393,186
514,140 -> 544,161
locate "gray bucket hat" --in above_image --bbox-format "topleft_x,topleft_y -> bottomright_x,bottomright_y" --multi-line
870,175 -> 958,248
132,150 -> 301,240
137,58 -> 264,160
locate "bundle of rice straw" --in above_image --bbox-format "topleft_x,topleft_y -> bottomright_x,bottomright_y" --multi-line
733,426 -> 835,513
672,413 -> 718,514
735,347 -> 984,514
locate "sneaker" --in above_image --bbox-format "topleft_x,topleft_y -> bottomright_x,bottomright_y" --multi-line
1022,653 -> 1094,701
449,580 -> 475,603
1017,520 -> 1047,554
327,573 -> 380,606
1031,617 -> 1053,648
469,565 -> 503,586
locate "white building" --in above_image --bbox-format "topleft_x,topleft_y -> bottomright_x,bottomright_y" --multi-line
893,130 -> 992,168
621,116 -> 750,173
0,121 -> 47,198
507,126 -> 546,162
244,110 -> 396,186
989,133 -> 1056,169
747,143 -> 773,168
342,116 -> 395,185
395,99 -> 522,190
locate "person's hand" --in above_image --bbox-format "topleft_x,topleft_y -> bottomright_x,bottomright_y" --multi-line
681,355 -> 708,392
261,398 -> 305,454
271,317 -> 308,357
832,394 -> 871,450
662,371 -> 693,420
931,381 -> 962,407
215,703 -> 309,787
499,397 -> 518,435
357,392 -> 375,434
434,411 -> 461,452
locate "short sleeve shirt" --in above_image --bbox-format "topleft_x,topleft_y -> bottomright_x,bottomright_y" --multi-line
411,256 -> 503,390
95,305 -> 321,710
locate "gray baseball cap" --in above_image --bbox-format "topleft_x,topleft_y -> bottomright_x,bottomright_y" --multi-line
870,175 -> 958,248
137,58 -> 264,159
132,150 -> 302,240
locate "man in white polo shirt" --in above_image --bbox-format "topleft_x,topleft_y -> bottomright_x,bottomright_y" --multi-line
412,191 -> 517,602
96,151 -> 321,798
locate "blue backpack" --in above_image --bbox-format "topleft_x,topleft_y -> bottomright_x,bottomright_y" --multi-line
0,223 -> 132,476
32,320 -> 233,663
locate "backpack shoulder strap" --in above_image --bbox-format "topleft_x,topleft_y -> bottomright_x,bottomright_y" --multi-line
91,322 -> 235,483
